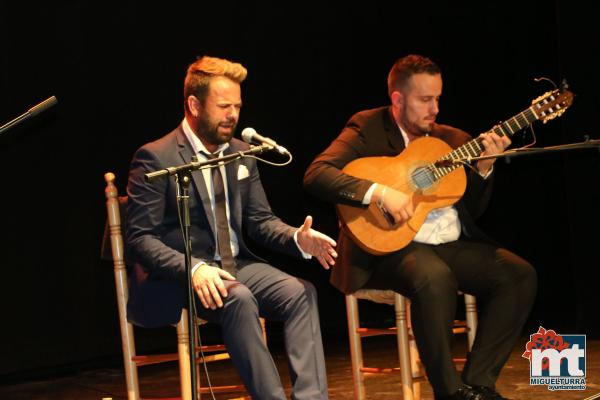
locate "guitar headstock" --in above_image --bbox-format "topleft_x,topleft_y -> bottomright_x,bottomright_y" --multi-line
532,85 -> 574,123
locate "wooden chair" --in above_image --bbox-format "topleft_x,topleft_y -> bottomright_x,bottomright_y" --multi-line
345,289 -> 478,400
103,172 -> 265,400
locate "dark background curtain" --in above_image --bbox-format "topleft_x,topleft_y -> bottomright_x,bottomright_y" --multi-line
1,1 -> 598,381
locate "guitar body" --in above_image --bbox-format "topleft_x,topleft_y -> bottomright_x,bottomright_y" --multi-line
336,136 -> 467,255
335,86 -> 573,255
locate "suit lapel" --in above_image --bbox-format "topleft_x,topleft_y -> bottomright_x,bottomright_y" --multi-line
383,106 -> 406,153
175,128 -> 216,236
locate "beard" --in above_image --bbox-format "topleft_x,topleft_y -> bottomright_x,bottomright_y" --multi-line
399,107 -> 434,137
197,114 -> 236,146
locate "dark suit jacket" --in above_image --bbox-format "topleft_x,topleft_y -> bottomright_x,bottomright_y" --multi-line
126,125 -> 302,327
304,106 -> 494,293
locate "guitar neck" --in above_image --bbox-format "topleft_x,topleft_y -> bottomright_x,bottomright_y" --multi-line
430,103 -> 540,180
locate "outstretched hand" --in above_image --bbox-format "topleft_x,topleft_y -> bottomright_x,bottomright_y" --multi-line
296,215 -> 337,269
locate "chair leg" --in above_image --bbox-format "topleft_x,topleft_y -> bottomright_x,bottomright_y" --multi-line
177,310 -> 193,400
345,294 -> 366,400
464,294 -> 478,351
111,250 -> 140,400
395,294 -> 418,400
401,297 -> 420,378
259,317 -> 267,344
121,321 -> 140,400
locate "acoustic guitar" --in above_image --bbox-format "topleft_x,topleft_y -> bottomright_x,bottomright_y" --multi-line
337,86 -> 574,255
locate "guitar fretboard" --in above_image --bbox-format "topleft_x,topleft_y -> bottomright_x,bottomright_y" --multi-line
409,88 -> 571,190
429,104 -> 541,180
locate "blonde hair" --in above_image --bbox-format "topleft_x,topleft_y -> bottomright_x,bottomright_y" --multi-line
184,56 -> 247,111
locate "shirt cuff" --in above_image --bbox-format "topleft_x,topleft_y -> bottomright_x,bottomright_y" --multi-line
478,165 -> 494,180
363,183 -> 378,205
293,230 -> 312,259
191,261 -> 208,277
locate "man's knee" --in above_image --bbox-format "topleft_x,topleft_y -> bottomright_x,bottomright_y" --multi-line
520,261 -> 537,288
496,249 -> 538,290
301,278 -> 317,297
409,263 -> 458,298
278,278 -> 319,318
226,282 -> 259,311
289,278 -> 318,303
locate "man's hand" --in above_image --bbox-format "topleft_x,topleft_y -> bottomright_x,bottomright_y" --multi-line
192,264 -> 236,310
377,185 -> 414,225
296,215 -> 337,269
477,132 -> 511,175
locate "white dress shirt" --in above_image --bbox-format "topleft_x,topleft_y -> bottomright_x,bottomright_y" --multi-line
182,118 -> 241,259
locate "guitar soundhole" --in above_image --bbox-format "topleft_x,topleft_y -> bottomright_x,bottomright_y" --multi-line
411,167 -> 435,189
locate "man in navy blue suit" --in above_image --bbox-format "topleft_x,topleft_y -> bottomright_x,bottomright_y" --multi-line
126,55 -> 337,399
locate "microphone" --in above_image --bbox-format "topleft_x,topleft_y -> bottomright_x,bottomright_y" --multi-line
241,127 -> 290,155
0,96 -> 58,135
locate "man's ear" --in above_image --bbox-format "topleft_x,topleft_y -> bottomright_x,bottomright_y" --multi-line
187,95 -> 201,117
391,91 -> 403,108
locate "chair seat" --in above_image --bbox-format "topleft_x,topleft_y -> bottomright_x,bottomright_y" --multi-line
353,289 -> 396,305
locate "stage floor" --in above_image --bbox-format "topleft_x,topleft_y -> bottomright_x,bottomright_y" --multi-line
1,336 -> 598,399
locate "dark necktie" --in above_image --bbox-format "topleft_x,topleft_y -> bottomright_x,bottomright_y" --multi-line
207,153 -> 236,276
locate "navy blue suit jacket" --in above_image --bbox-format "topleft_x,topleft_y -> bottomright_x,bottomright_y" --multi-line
126,125 -> 301,327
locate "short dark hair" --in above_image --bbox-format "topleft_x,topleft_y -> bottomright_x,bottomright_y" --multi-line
387,54 -> 441,97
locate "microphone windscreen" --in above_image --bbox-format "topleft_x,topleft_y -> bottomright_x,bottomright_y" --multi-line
241,127 -> 257,143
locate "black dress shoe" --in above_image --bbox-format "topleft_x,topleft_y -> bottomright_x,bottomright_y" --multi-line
471,385 -> 511,400
436,385 -> 485,400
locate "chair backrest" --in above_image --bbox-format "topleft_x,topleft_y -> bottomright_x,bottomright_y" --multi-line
103,172 -> 142,400
102,172 -> 132,336
101,174 -> 127,263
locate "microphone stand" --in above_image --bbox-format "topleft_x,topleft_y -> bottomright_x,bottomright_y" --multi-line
0,96 -> 58,136
437,138 -> 600,166
144,144 -> 271,400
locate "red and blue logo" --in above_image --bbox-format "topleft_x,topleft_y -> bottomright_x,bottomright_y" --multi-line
522,326 -> 586,390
